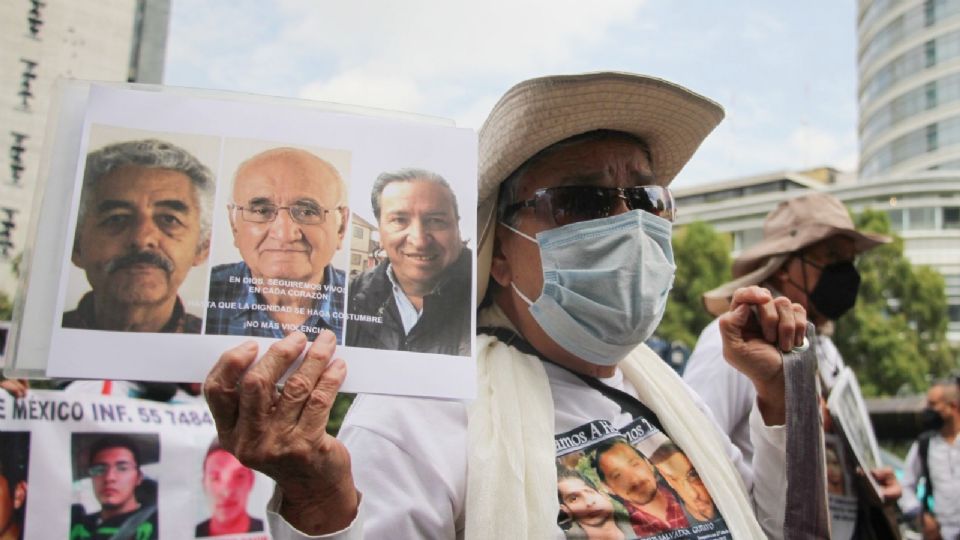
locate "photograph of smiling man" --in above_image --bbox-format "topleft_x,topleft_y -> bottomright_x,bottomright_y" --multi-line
345,168 -> 471,356
205,141 -> 350,342
62,128 -> 218,334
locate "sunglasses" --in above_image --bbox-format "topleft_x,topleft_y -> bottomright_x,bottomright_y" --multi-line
502,185 -> 676,226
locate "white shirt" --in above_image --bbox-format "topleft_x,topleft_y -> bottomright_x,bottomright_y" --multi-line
900,432 -> 960,538
683,318 -> 855,538
265,357 -> 788,539
386,263 -> 421,333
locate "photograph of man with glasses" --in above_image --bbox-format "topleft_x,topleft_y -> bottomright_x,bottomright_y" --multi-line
205,147 -> 349,342
70,433 -> 159,540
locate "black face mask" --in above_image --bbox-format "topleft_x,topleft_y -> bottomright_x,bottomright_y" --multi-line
803,259 -> 861,320
921,407 -> 946,431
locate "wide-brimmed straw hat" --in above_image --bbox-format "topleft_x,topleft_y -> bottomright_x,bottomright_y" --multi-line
476,72 -> 725,299
702,192 -> 891,316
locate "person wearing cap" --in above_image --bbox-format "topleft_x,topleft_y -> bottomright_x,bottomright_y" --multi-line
683,192 -> 901,539
203,72 -> 812,539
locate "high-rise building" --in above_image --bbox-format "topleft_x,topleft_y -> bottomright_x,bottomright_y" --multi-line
0,0 -> 170,308
858,0 -> 960,178
856,0 -> 960,340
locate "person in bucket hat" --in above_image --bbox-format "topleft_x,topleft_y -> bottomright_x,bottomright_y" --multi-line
684,191 -> 901,539
203,72 -> 813,539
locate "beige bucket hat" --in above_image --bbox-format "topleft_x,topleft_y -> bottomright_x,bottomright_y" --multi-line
475,72 -> 725,299
702,192 -> 891,316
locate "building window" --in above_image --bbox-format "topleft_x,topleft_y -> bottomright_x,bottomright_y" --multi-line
944,206 -> 960,229
27,0 -> 45,38
733,228 -> 764,252
926,40 -> 937,68
908,207 -> 937,230
888,209 -> 904,231
0,207 -> 16,259
926,81 -> 938,109
925,0 -> 937,26
18,59 -> 38,110
353,225 -> 364,239
9,132 -> 27,186
350,253 -> 362,266
927,123 -> 939,151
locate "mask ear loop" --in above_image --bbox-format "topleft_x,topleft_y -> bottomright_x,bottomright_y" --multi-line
498,221 -> 539,306
784,253 -> 814,299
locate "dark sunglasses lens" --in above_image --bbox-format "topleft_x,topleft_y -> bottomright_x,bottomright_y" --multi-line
626,187 -> 675,221
541,187 -> 619,226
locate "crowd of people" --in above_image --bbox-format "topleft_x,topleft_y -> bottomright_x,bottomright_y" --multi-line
2,69 -> 955,539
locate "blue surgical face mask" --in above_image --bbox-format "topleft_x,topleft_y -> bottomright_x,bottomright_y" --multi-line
501,209 -> 676,366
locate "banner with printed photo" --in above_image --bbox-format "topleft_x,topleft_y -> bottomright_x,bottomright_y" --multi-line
826,367 -> 885,503
9,82 -> 477,399
0,389 -> 274,539
554,416 -> 732,540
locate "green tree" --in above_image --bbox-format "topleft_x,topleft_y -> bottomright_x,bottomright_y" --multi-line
658,221 -> 732,348
0,291 -> 11,321
833,209 -> 957,396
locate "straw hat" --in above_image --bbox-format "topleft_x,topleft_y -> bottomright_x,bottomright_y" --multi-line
701,192 -> 891,316
476,72 -> 725,299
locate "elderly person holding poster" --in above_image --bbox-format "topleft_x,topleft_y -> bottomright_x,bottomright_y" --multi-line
204,72 -> 816,538
683,192 -> 902,538
345,168 -> 471,356
63,139 -> 213,333
206,147 -> 349,342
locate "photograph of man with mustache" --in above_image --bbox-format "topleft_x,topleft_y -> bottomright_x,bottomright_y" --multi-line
63,138 -> 214,333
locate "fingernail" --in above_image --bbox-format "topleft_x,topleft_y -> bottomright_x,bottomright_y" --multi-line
241,340 -> 257,351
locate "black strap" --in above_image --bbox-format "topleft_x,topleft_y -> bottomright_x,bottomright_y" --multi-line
478,326 -> 665,433
919,430 -> 934,512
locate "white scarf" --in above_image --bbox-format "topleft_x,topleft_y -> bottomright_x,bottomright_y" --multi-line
465,305 -> 765,539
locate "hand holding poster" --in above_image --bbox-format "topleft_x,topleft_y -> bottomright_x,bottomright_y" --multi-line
7,81 -> 477,399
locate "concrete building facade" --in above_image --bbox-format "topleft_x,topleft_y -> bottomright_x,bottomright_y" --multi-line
0,0 -> 170,306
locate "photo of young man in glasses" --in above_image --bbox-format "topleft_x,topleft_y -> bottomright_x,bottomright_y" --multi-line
70,433 -> 159,540
205,146 -> 350,342
345,168 -> 471,356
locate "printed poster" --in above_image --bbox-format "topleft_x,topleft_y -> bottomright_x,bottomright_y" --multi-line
13,83 -> 477,399
826,367 -> 885,503
0,389 -> 274,539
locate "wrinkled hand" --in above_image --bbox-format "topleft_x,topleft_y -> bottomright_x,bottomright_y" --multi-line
0,379 -> 28,398
719,286 -> 807,425
870,467 -> 902,502
204,330 -> 358,534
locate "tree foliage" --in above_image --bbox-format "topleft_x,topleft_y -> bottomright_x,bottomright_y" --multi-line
833,209 -> 957,396
0,291 -> 11,321
658,221 -> 732,348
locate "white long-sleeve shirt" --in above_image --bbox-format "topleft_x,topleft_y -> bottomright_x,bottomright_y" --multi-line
265,357 -> 788,539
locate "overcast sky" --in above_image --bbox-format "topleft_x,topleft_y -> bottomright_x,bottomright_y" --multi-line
164,1 -> 859,188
